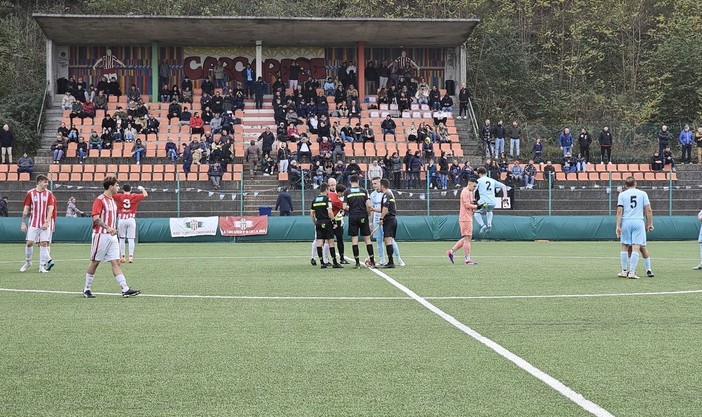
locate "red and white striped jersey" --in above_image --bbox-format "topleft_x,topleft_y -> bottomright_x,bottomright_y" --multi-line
23,189 -> 57,230
113,193 -> 145,219
92,194 -> 117,234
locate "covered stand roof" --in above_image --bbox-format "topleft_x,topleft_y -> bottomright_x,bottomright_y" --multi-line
33,14 -> 479,47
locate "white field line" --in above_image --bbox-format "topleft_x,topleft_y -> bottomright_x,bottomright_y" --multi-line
0,288 -> 408,300
361,260 -> 614,417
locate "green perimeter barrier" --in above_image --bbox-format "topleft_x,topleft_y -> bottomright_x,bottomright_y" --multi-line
0,216 -> 698,243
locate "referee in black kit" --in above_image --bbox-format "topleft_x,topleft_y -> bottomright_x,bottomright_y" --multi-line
311,183 -> 342,269
343,174 -> 376,268
378,178 -> 398,268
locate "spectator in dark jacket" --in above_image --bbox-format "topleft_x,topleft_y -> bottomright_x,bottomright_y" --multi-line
17,152 -> 34,173
275,187 -> 293,216
657,125 -> 671,156
598,126 -> 613,164
578,128 -> 593,163
1,124 -> 15,164
0,196 -> 8,216
650,151 -> 664,172
381,115 -> 397,140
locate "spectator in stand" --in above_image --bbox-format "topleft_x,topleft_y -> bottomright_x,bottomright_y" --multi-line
167,99 -> 182,122
543,160 -> 556,187
657,125 -> 671,156
510,160 -> 523,187
433,109 -> 448,127
422,137 -> 434,162
458,83 -> 471,119
242,64 -> 255,99
143,115 -> 160,140
62,91 -> 75,110
275,187 -> 293,216
679,124 -> 693,164
559,127 -> 573,157
95,90 -> 108,116
348,99 -> 361,124
69,100 -> 83,125
523,160 -> 537,189
331,136 -> 345,162
131,138 -> 145,165
578,127 -> 592,163
190,111 -> 204,136
389,152 -> 402,189
76,136 -> 88,163
696,126 -> 702,164
562,151 -> 577,174
440,93 -> 453,113
368,160 -> 383,180
575,153 -> 587,172
297,136 -> 312,163
278,142 -> 291,173
108,76 -> 122,100
179,106 -> 192,131
160,84 -> 171,103
381,115 -> 397,140
127,84 -> 141,102
598,126 -> 613,164
351,123 -> 363,142
182,143 -> 193,174
17,152 -> 33,174
123,123 -> 138,142
438,152 -> 450,190
208,161 -> 223,190
428,85 -> 441,110
493,120 -> 506,156
245,139 -> 261,177
65,197 -> 85,217
662,145 -> 676,171
362,124 -> 375,145
407,150 -> 423,188
258,127 -> 275,159
0,124 -> 14,164
0,195 -> 8,217
323,77 -> 336,96
365,60 -> 379,94
51,135 -> 66,164
507,121 -> 522,157
650,151 -> 664,172
88,129 -> 101,152
416,79 -> 430,105
82,98 -> 96,125
480,119 -> 494,158
165,138 -> 178,163
427,158 -> 438,189
181,86 -> 193,104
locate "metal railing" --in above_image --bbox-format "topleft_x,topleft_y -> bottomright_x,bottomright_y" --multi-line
36,80 -> 50,136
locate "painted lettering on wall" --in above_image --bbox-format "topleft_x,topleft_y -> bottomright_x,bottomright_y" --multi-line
183,56 -> 326,83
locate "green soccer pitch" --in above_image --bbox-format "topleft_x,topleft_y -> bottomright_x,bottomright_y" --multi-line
1,241 -> 701,416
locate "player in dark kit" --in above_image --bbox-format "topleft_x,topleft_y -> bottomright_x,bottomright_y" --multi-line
343,174 -> 376,268
378,178 -> 398,268
311,183 -> 343,269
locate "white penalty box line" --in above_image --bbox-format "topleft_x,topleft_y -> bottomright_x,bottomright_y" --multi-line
362,262 -> 615,417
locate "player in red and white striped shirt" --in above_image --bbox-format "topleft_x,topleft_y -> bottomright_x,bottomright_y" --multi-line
82,176 -> 140,298
20,174 -> 57,273
113,183 -> 148,263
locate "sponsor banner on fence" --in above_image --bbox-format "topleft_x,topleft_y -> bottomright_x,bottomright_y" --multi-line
219,216 -> 269,237
169,216 -> 219,237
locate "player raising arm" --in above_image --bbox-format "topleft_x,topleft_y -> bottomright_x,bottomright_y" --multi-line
474,167 -> 509,235
82,176 -> 140,298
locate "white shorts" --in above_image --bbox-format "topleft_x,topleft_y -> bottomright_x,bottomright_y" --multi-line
118,218 -> 137,239
91,233 -> 120,262
26,226 -> 52,243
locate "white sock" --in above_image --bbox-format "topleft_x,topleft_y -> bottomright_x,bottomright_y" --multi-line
486,211 -> 494,227
699,243 -> 702,262
84,273 -> 94,291
46,246 -> 51,260
311,240 -> 317,259
25,246 -> 33,262
39,246 -> 49,267
473,212 -> 485,227
119,238 -> 126,257
128,239 -> 135,257
465,255 -> 470,262
323,242 -> 330,264
392,240 -> 402,261
643,257 -> 651,271
115,274 -> 129,291
620,251 -> 628,271
629,252 -> 641,273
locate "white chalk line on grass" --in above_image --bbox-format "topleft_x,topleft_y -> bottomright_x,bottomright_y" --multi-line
2,287 -> 702,302
359,259 -> 614,417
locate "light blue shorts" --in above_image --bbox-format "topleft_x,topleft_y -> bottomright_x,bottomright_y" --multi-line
477,203 -> 496,214
621,219 -> 646,246
698,225 -> 702,243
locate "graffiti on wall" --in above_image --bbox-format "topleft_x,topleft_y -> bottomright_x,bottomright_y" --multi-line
183,47 -> 326,83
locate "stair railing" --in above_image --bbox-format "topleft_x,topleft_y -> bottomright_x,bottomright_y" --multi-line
36,80 -> 50,136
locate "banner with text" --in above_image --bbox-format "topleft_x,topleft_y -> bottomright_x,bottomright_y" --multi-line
183,47 -> 325,84
219,216 -> 269,237
169,216 -> 219,237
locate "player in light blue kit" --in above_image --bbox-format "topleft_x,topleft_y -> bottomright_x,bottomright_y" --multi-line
473,166 -> 509,235
615,177 -> 653,279
370,177 -> 404,266
695,209 -> 702,270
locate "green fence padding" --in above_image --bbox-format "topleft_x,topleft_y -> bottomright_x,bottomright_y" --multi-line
0,215 -> 699,243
